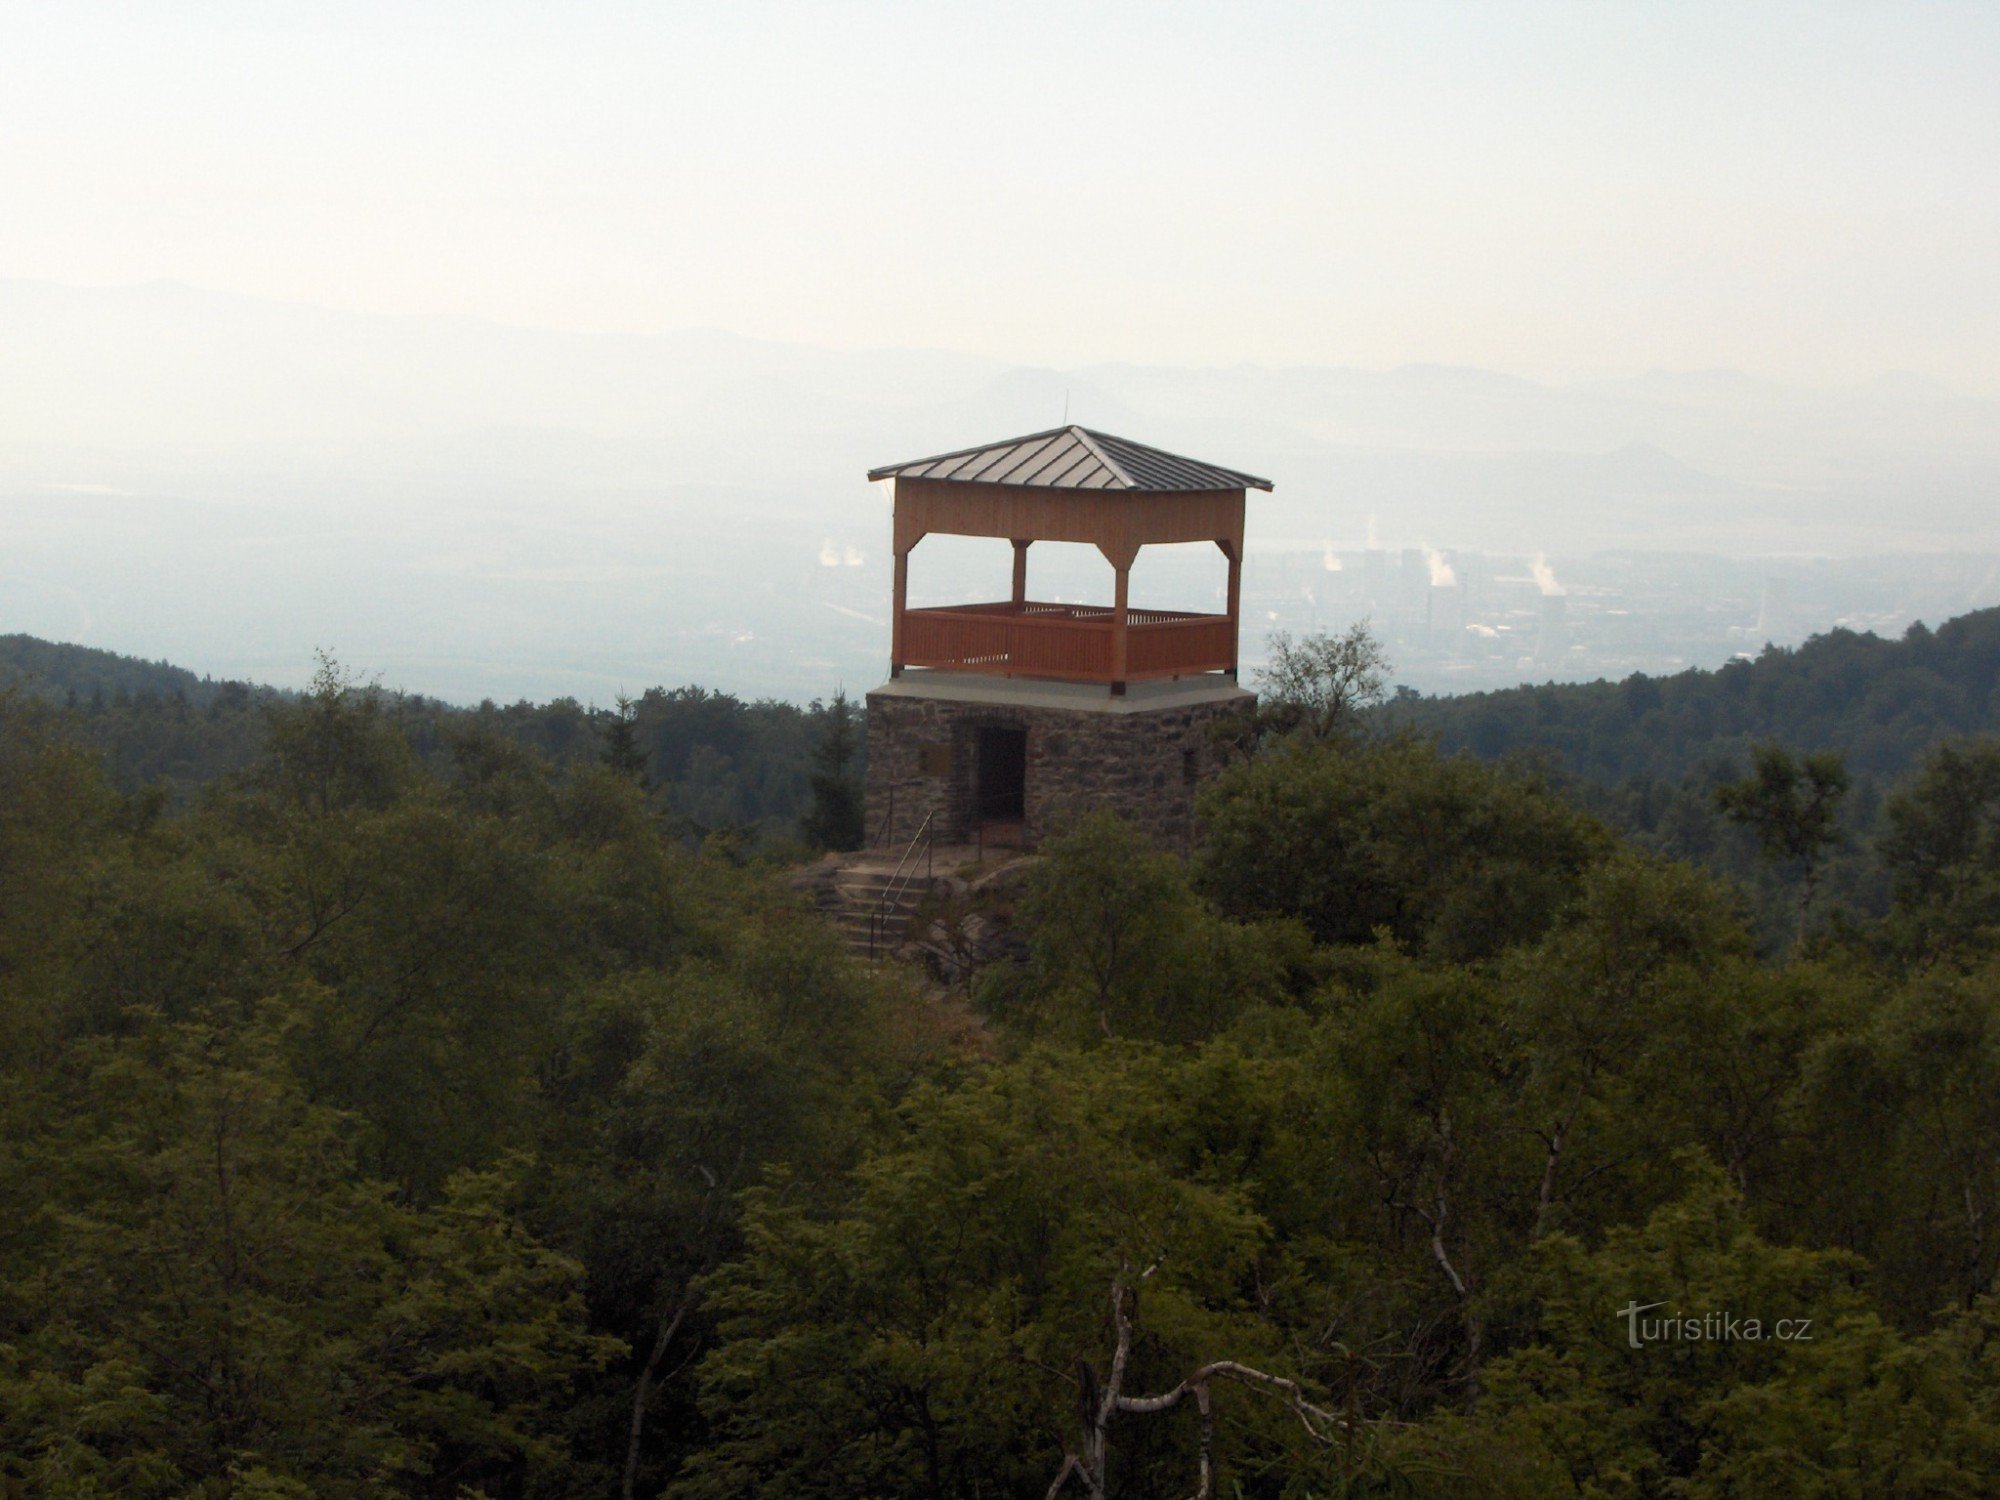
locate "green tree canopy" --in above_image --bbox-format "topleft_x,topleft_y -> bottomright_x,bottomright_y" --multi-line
1197,736 -> 1614,961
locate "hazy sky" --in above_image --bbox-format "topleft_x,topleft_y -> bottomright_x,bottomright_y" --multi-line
8,2 -> 1999,390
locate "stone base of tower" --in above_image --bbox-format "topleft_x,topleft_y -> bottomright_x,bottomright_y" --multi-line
864,670 -> 1255,854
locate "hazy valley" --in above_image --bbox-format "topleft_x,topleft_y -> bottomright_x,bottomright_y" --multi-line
8,277 -> 1999,703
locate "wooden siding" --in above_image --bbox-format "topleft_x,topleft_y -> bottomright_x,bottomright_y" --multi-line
892,477 -> 1245,561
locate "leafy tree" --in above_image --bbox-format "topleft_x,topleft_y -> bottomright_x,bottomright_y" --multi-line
1255,622 -> 1390,742
1198,736 -> 1613,962
1712,743 -> 1849,945
1324,954 -> 1519,1387
0,1023 -> 615,1497
675,1052 -> 1300,1500
799,689 -> 863,852
530,907 -> 924,1500
1783,957 -> 2000,1323
1878,737 -> 2000,958
1401,1168 -> 1994,1500
0,690 -> 111,1017
0,657 -> 980,1494
981,811 -> 1311,1045
1277,861 -> 1767,1403
260,654 -> 417,817
1692,1298 -> 2000,1497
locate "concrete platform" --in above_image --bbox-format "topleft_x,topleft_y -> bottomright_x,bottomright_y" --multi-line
869,669 -> 1252,715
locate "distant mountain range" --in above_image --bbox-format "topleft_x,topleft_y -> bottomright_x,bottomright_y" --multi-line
5,278 -> 1999,701
8,277 -> 1997,553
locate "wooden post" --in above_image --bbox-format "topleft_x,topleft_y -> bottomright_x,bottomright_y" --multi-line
1111,563 -> 1130,694
1011,538 -> 1029,607
891,545 -> 909,676
1219,538 -> 1242,679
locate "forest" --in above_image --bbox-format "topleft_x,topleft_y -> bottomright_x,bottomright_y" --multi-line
7,616 -> 2000,1497
1381,608 -> 2000,949
0,634 -> 844,843
1385,608 -> 2000,785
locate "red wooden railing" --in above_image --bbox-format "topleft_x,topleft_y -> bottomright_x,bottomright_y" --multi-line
899,600 -> 1234,683
1127,615 -> 1234,677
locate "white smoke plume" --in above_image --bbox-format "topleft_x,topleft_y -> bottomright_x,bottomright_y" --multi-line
1425,547 -> 1456,588
1322,542 -> 1343,572
1530,553 -> 1565,596
817,540 -> 866,568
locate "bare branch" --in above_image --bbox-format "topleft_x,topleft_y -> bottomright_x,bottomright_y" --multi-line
1113,1382 -> 1192,1415
1048,1269 -> 1346,1500
1044,1453 -> 1085,1499
1202,1362 -> 1346,1439
1193,1381 -> 1214,1500
1428,1186 -> 1469,1300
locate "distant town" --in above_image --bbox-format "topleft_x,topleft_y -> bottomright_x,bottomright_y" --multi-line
1236,545 -> 2000,694
881,539 -> 2000,699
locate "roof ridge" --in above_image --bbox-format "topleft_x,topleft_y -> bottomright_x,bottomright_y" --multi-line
1067,426 -> 1137,489
868,427 -> 1273,492
865,425 -> 1075,481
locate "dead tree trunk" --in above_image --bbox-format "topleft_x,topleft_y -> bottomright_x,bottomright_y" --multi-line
1046,1271 -> 1345,1500
622,1293 -> 692,1500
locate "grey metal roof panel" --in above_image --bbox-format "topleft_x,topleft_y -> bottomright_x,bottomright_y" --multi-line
1036,447 -> 1099,488
868,425 -> 1273,492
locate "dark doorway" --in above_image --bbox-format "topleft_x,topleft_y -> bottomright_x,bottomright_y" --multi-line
973,726 -> 1027,843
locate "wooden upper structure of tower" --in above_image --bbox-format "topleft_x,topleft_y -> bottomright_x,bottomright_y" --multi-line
869,426 -> 1272,695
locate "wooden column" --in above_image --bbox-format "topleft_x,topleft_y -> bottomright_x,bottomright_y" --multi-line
1111,563 -> 1130,694
1219,538 -> 1242,679
891,545 -> 910,676
1011,538 -> 1030,606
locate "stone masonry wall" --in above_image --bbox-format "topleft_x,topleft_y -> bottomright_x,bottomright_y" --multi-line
864,687 -> 1254,853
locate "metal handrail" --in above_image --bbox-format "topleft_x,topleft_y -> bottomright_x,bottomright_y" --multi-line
869,809 -> 936,957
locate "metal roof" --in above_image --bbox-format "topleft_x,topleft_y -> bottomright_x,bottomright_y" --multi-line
867,425 -> 1273,493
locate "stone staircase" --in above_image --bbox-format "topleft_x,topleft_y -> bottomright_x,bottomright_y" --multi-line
796,853 -> 947,959
795,844 -> 1042,976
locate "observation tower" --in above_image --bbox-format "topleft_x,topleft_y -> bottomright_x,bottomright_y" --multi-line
862,426 -> 1269,851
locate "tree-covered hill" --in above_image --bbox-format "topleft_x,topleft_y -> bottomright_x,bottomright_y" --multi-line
11,660 -> 2000,1495
20,606 -> 2000,945
0,631 -> 251,709
1363,608 -> 2000,946
1381,606 -> 2000,785
21,602 -> 2000,847
1,634 -> 848,839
